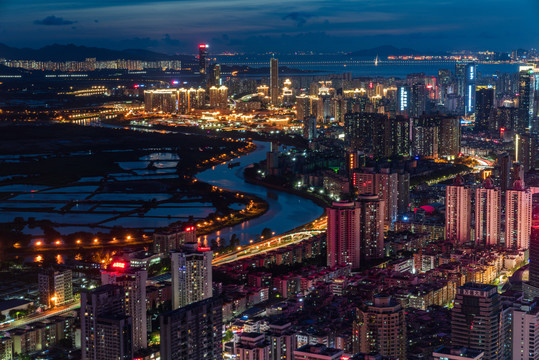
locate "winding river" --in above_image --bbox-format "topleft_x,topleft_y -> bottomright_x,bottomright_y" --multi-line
196,141 -> 323,245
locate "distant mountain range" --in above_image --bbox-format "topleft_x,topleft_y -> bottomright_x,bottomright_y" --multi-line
348,45 -> 448,57
0,43 -> 195,62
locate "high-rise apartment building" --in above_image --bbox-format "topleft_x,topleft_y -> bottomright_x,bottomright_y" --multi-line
171,242 -> 213,309
327,201 -> 361,269
511,300 -> 539,360
474,178 -> 501,247
144,89 -> 178,113
101,262 -> 148,351
475,86 -> 495,130
389,115 -> 411,157
354,168 -> 398,225
397,170 -> 411,214
208,63 -> 221,87
38,268 -> 73,309
445,175 -> 472,244
81,285 -> 133,360
439,116 -> 461,159
345,112 -> 389,156
412,116 -> 439,158
303,116 -> 317,141
296,94 -> 319,121
160,297 -> 223,360
497,152 -> 512,191
451,283 -> 501,360
516,132 -> 536,172
353,296 -> 406,359
270,58 -> 279,105
209,85 -> 228,108
409,83 -> 427,118
358,194 -> 385,261
505,179 -> 532,249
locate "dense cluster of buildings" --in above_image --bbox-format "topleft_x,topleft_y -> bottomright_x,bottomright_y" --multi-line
1,44 -> 539,360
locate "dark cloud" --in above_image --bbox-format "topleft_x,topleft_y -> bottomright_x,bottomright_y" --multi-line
94,19 -> 99,23
162,34 -> 181,47
282,12 -> 312,27
34,15 -> 77,26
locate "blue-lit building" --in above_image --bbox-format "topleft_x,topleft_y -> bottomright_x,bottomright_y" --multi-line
465,63 -> 476,116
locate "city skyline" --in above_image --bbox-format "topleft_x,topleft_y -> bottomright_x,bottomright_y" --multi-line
1,0 -> 539,53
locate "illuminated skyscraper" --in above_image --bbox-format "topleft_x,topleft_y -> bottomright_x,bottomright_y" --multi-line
445,175 -> 472,244
270,58 -> 279,105
171,242 -> 213,309
327,201 -> 361,269
505,179 -> 532,249
198,44 -> 209,75
455,62 -> 467,100
101,262 -> 148,351
474,178 -> 501,247
517,66 -> 535,133
465,63 -> 476,116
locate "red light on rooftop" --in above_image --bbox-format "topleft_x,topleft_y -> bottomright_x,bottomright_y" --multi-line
199,44 -> 206,48
112,262 -> 126,269
198,247 -> 211,252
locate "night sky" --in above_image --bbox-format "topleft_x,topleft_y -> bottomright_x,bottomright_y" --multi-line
0,0 -> 538,54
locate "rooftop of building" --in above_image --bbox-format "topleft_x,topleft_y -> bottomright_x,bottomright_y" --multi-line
460,282 -> 496,291
294,343 -> 343,356
433,346 -> 484,359
0,299 -> 32,312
